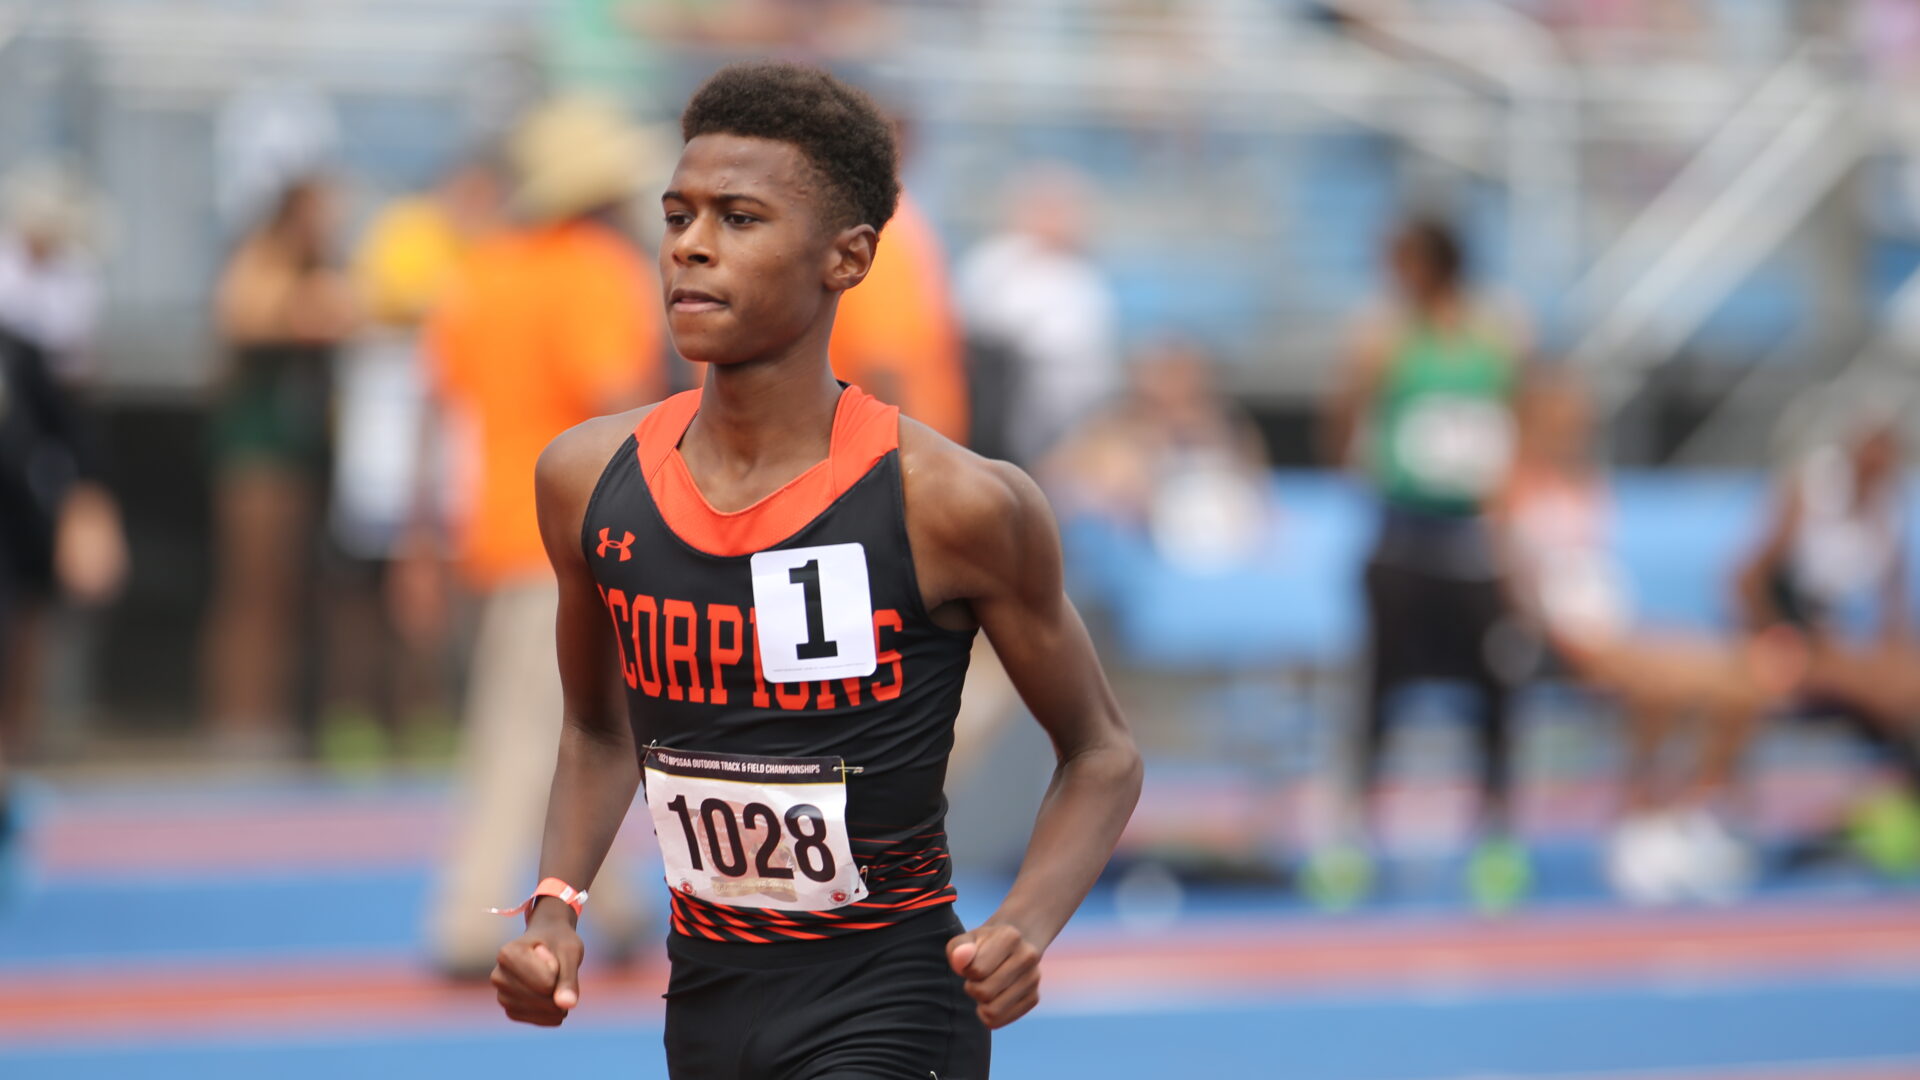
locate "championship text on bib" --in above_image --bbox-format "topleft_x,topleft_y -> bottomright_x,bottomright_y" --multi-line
643,747 -> 870,912
749,543 -> 878,683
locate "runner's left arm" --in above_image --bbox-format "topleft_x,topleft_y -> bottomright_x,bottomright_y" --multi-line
928,456 -> 1143,1028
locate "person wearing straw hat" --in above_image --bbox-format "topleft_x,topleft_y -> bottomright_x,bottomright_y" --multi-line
414,95 -> 665,977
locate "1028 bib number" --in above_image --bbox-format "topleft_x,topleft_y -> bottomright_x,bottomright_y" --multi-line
663,795 -> 836,883
643,747 -> 868,911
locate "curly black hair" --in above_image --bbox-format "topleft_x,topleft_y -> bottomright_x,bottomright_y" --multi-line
681,60 -> 900,233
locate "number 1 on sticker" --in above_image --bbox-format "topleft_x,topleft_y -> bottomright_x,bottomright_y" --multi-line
789,559 -> 839,659
748,543 -> 876,682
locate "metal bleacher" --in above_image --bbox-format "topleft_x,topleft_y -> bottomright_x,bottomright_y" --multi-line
1071,473 -> 1920,677
1,0 -> 1906,408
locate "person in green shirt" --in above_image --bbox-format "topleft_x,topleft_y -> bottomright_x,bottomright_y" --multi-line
1317,217 -> 1532,913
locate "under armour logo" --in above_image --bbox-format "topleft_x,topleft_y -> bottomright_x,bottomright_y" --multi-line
597,528 -> 635,561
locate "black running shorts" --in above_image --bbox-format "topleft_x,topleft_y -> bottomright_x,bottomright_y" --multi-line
662,906 -> 990,1080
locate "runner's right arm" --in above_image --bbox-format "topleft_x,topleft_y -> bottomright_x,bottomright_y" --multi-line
1321,311 -> 1391,469
492,412 -> 648,1027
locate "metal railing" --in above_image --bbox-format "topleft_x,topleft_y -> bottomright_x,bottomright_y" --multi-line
1672,261 -> 1920,466
1565,42 -> 1865,412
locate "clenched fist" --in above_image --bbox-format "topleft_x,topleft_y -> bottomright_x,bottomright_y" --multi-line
946,922 -> 1042,1029
492,903 -> 585,1027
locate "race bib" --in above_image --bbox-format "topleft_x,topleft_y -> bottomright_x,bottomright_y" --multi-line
749,543 -> 877,683
1396,396 -> 1515,498
643,746 -> 869,911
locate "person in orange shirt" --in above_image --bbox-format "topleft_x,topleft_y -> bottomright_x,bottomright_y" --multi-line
410,97 -> 664,977
829,192 -> 968,444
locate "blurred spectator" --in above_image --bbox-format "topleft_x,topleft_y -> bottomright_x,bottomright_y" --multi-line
415,96 -> 658,977
957,163 -> 1120,465
831,191 -> 969,444
317,156 -> 507,766
1496,371 -> 1802,905
355,161 -> 505,335
1736,404 -> 1920,877
1314,216 -> 1530,913
0,328 -> 127,864
201,175 -> 357,758
1043,339 -> 1268,569
0,161 -> 113,756
956,339 -> 1272,802
0,162 -> 102,384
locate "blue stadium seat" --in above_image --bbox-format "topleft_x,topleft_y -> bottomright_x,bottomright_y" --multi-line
1065,469 -> 1920,672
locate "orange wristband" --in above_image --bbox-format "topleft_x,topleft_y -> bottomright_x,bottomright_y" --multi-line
487,876 -> 589,918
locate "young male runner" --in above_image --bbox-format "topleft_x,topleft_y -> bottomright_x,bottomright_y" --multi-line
490,62 -> 1144,1079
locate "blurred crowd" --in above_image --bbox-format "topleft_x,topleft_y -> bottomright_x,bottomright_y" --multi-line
2,0 -> 1920,949
534,0 -> 1920,93
1312,217 -> 1920,910
0,55 -> 1151,965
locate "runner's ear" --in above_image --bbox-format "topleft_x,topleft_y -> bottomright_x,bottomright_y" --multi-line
825,223 -> 877,294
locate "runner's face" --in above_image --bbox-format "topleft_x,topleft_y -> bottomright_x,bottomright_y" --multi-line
661,135 -> 864,366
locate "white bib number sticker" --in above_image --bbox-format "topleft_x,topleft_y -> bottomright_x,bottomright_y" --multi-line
749,543 -> 877,683
1396,396 -> 1515,498
643,747 -> 869,911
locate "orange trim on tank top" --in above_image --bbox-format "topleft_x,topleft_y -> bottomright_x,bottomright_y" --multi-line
634,384 -> 900,558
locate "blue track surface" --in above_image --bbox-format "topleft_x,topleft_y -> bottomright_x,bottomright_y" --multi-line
3,774 -> 1918,1079
5,976 -> 1918,1079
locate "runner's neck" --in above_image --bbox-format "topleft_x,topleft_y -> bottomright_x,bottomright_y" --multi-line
680,356 -> 844,511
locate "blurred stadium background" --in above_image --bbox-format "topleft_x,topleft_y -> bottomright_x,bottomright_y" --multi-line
1,1 -> 1919,1077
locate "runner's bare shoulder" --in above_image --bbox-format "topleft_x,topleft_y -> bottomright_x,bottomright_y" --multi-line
896,417 -> 1049,589
537,404 -> 665,527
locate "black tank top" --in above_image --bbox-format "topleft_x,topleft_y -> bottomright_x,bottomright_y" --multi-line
581,384 -> 975,943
